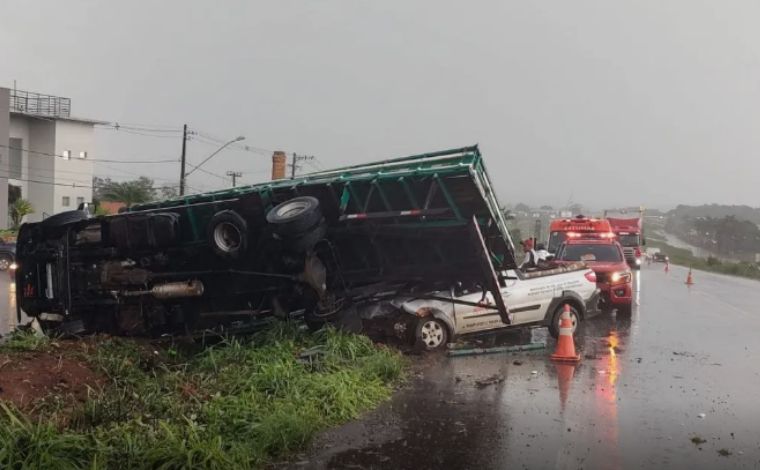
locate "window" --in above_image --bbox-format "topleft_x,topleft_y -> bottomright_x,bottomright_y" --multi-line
62,150 -> 71,160
558,244 -> 622,262
9,138 -> 22,179
76,197 -> 85,207
62,196 -> 70,207
79,151 -> 87,159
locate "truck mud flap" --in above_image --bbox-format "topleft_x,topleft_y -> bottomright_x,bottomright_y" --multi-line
468,215 -> 510,324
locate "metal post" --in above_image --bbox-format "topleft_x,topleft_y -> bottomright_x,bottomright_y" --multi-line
226,171 -> 242,187
179,124 -> 188,196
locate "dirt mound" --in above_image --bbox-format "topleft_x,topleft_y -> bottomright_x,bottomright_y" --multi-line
0,348 -> 103,411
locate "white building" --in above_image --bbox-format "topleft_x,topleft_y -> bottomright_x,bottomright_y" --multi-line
0,87 -> 104,228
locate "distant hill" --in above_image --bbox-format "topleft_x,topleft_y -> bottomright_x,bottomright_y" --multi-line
667,204 -> 760,224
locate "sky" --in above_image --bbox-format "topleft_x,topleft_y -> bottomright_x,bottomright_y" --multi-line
2,0 -> 760,210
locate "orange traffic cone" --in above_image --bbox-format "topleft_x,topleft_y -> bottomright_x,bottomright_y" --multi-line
685,268 -> 694,286
664,262 -> 669,274
554,362 -> 577,412
551,304 -> 581,363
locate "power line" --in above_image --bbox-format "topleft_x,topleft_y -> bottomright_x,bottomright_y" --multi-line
97,127 -> 181,139
0,144 -> 178,164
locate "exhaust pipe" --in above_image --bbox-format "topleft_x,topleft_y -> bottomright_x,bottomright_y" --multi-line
122,280 -> 204,299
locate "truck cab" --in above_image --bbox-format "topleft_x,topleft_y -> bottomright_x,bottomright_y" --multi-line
607,217 -> 644,270
547,216 -> 614,255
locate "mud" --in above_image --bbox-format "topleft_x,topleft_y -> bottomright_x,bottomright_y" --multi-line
0,346 -> 103,411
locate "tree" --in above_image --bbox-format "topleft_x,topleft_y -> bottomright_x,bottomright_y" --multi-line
158,185 -> 179,199
514,203 -> 531,213
540,205 -> 553,211
96,177 -> 156,207
10,198 -> 34,229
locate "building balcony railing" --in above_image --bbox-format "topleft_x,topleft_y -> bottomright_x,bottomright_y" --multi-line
10,89 -> 71,118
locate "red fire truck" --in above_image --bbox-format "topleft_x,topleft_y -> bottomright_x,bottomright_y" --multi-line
607,217 -> 644,269
547,216 -> 614,254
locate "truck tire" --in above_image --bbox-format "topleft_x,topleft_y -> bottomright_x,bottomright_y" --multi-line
548,304 -> 580,339
41,210 -> 89,228
208,210 -> 248,259
415,317 -> 449,351
286,222 -> 327,253
266,197 -> 322,236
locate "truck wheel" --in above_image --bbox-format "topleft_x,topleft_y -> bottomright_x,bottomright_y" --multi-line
548,304 -> 580,339
0,254 -> 11,271
415,317 -> 449,351
41,210 -> 89,228
208,210 -> 248,259
287,222 -> 327,253
266,197 -> 322,236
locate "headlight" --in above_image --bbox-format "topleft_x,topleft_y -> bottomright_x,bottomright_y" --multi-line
610,271 -> 632,284
635,258 -> 641,265
9,262 -> 17,270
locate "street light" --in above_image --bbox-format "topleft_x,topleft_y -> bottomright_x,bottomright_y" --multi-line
185,136 -> 245,177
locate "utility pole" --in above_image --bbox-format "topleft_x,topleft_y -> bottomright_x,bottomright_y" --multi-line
289,153 -> 315,179
179,124 -> 188,196
226,171 -> 242,187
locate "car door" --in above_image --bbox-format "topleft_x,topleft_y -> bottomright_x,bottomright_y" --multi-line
501,274 -> 553,326
453,288 -> 506,334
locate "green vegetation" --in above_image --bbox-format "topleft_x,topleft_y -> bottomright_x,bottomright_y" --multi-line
647,238 -> 760,281
10,199 -> 34,230
0,324 -> 405,469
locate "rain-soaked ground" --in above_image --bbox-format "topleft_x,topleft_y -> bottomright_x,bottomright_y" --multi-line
288,263 -> 760,469
0,276 -> 22,338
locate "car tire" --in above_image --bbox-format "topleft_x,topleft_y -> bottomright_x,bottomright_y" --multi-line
617,303 -> 633,316
415,317 -> 449,351
0,254 -> 12,271
207,210 -> 248,259
548,303 -> 581,339
41,210 -> 89,228
266,197 -> 322,236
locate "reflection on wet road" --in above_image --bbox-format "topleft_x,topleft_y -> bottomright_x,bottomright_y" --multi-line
300,264 -> 760,469
0,277 -> 21,337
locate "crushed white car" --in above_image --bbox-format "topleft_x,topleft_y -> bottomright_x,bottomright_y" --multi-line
365,263 -> 601,350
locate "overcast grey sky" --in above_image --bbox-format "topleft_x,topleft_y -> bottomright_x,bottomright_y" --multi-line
2,0 -> 759,210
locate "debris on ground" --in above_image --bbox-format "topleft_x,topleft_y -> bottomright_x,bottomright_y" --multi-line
717,448 -> 731,457
698,413 -> 706,419
475,374 -> 505,388
691,436 -> 707,445
512,360 -> 523,366
447,342 -> 546,357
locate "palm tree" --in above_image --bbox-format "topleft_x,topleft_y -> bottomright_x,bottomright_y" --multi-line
10,198 -> 34,229
98,177 -> 156,207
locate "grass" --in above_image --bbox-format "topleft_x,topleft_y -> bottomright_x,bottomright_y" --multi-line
647,237 -> 760,281
0,323 -> 405,469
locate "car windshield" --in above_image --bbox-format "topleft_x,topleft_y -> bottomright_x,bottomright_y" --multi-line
558,244 -> 622,262
617,234 -> 640,247
547,232 -> 567,253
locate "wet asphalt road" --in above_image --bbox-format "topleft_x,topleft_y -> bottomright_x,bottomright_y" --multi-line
0,276 -> 20,337
292,263 -> 760,469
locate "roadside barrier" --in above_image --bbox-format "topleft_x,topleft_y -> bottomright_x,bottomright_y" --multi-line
686,268 -> 694,286
550,304 -> 581,363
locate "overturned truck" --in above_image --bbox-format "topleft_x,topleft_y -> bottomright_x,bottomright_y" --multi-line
16,146 -> 530,336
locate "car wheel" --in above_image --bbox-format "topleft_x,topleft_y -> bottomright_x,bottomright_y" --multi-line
616,303 -> 633,316
548,304 -> 580,339
0,255 -> 11,271
415,317 -> 449,351
266,197 -> 322,236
